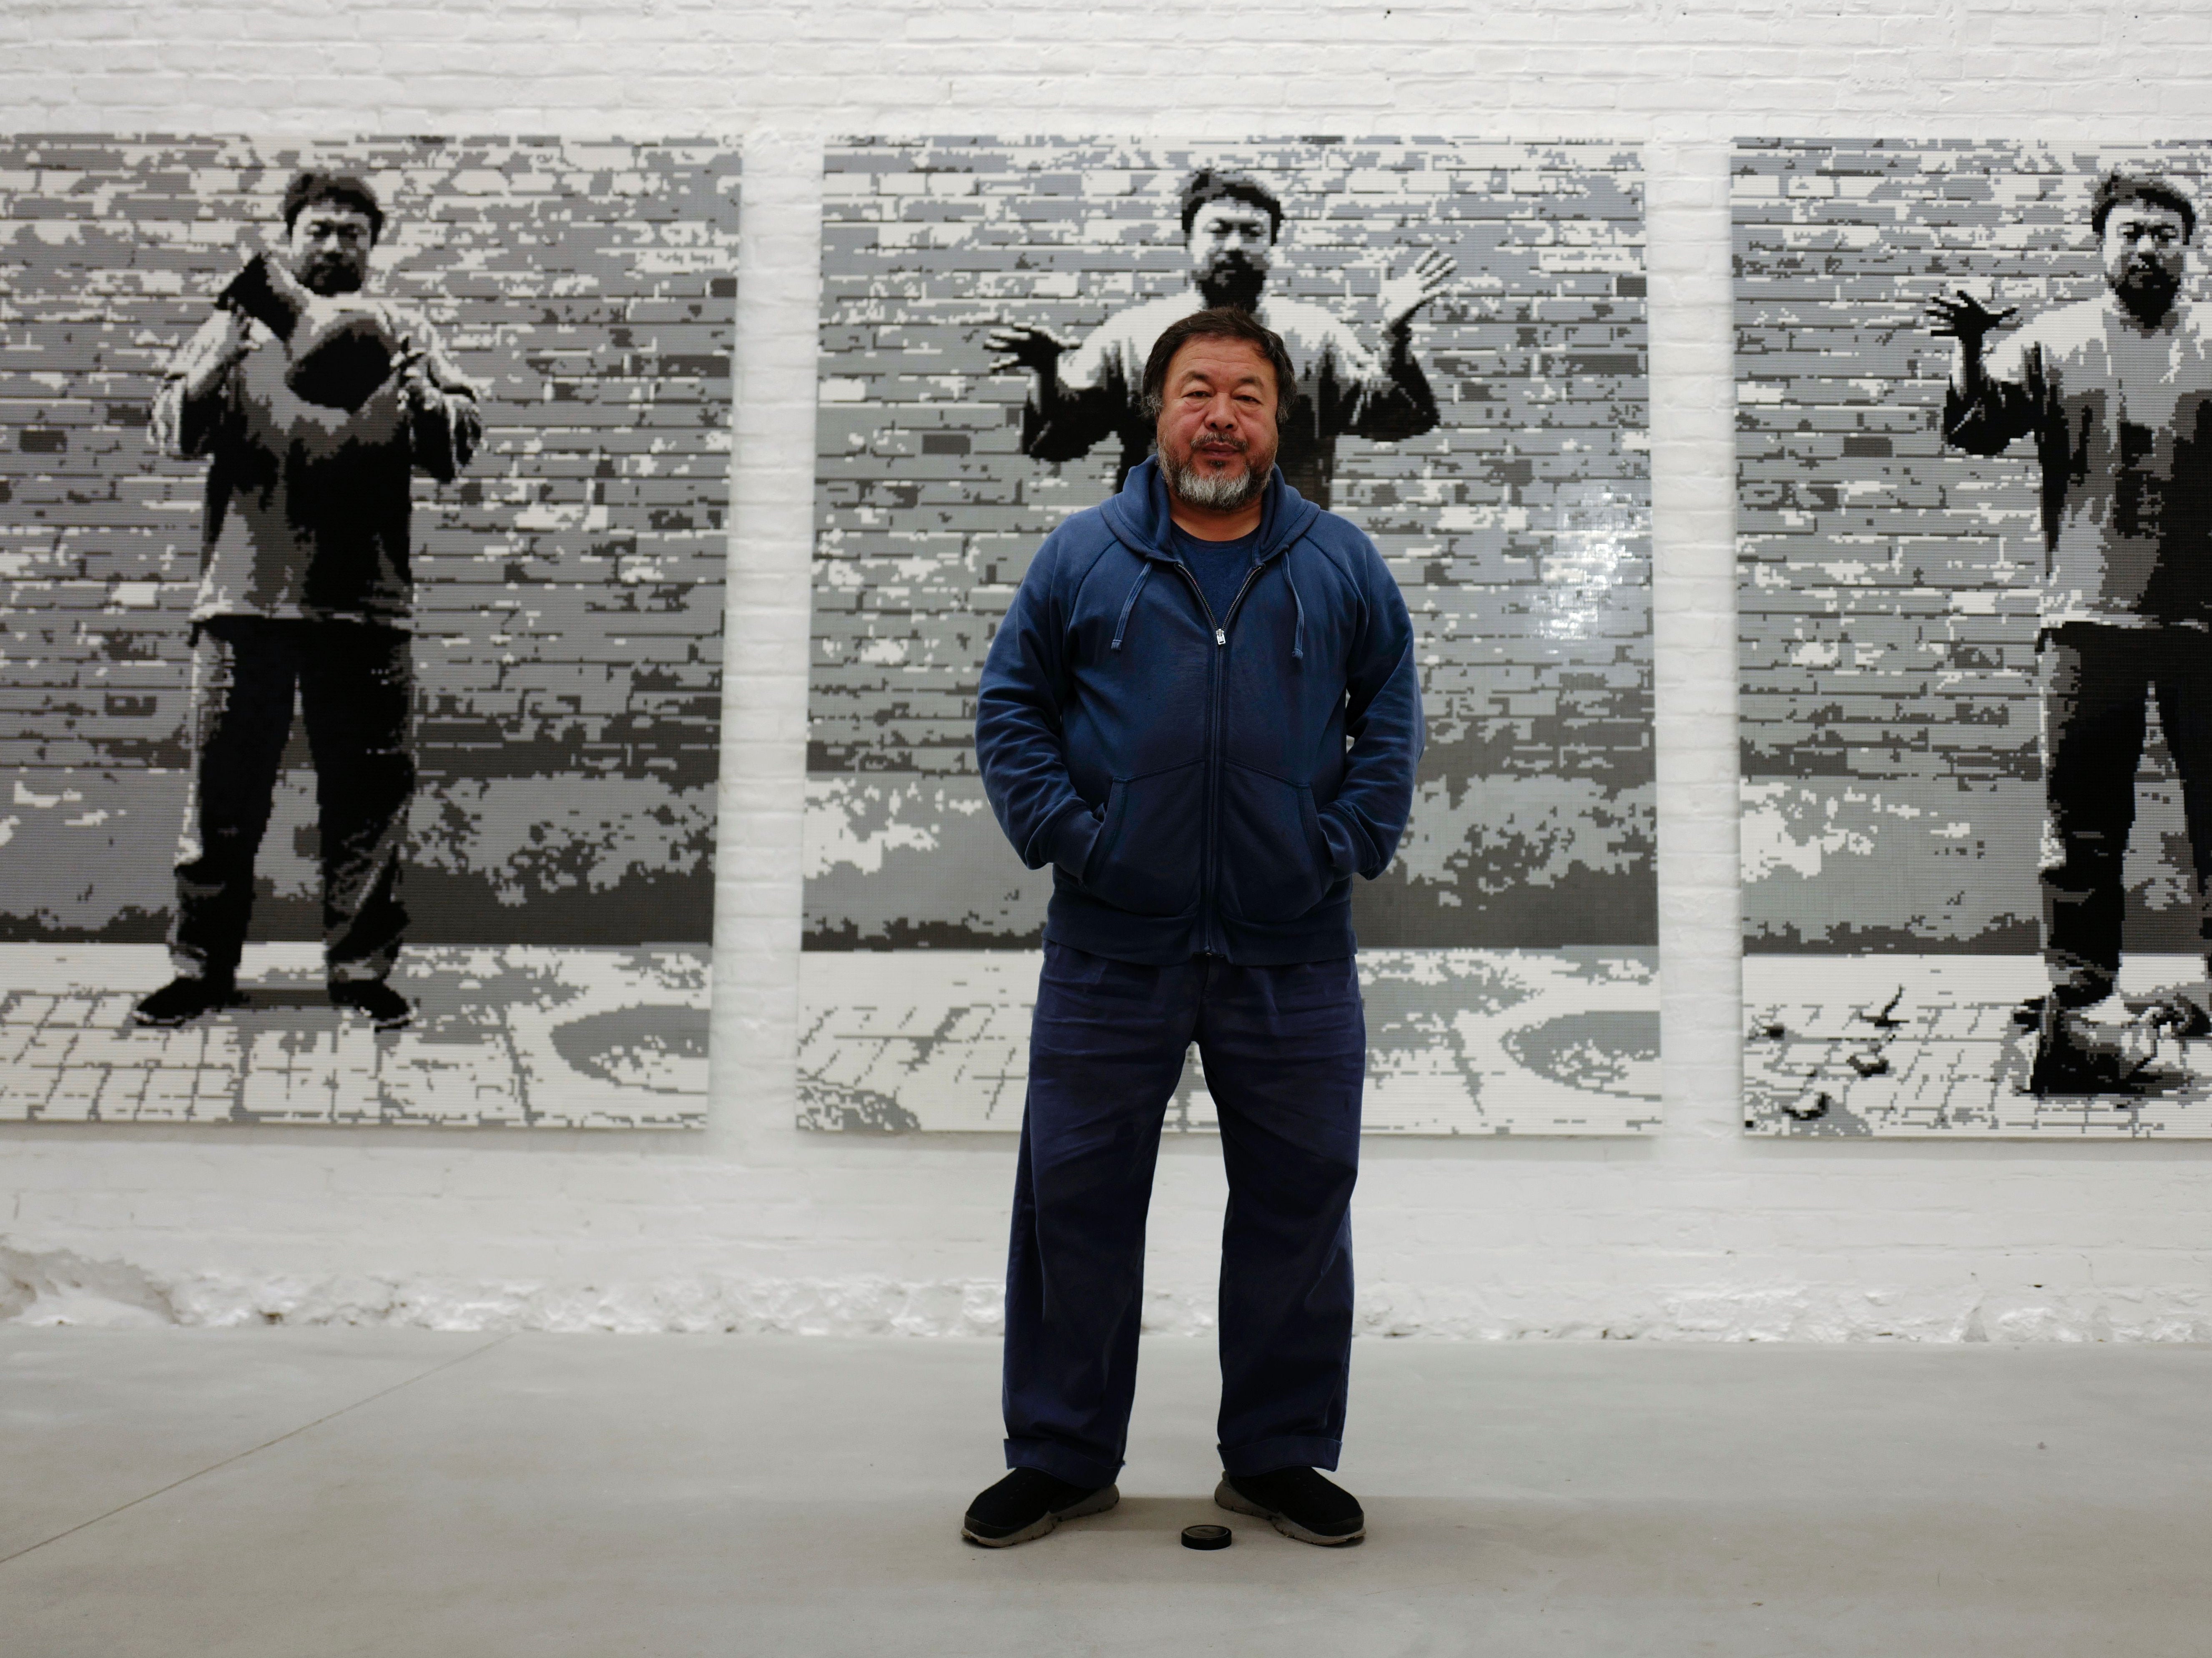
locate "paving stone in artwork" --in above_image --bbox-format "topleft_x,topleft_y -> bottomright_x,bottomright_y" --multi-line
0,944 -> 708,1129
1743,954 -> 2212,1138
798,948 -> 1659,1135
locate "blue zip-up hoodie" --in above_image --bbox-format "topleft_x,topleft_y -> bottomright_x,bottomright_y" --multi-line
975,457 -> 1424,966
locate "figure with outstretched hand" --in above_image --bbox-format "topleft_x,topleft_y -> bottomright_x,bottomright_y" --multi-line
1933,171 -> 2212,1090
989,168 -> 1452,509
1924,289 -> 2021,402
1378,246 -> 1459,338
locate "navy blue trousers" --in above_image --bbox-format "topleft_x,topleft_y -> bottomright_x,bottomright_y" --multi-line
1002,942 -> 1365,1490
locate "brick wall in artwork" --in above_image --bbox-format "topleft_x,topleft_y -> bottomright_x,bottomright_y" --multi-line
1736,140 -> 2212,952
0,137 -> 736,943
810,138 -> 1654,951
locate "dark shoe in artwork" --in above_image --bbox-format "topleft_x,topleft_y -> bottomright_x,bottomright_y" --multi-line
132,976 -> 243,1028
2028,997 -> 2149,1096
961,1468 -> 1119,1547
329,980 -> 414,1031
1216,1466 -> 1365,1546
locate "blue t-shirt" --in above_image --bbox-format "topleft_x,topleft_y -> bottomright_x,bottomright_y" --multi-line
1169,524 -> 1261,626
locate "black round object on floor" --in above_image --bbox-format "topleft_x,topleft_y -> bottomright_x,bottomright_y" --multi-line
1181,1523 -> 1232,1550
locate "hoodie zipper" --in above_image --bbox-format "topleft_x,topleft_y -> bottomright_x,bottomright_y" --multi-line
1168,557 -> 1269,957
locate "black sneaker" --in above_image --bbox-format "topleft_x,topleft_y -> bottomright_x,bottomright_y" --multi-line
329,980 -> 414,1030
960,1468 -> 1118,1547
133,976 -> 243,1028
1216,1466 -> 1365,1546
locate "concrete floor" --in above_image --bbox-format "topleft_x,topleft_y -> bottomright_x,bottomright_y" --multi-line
1,1331 -> 2207,1656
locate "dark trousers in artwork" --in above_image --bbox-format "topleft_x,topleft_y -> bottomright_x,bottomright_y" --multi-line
169,616 -> 415,987
1002,942 -> 1365,1490
2040,621 -> 2212,1003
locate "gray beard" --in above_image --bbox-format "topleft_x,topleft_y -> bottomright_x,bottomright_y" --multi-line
1165,455 -> 1266,511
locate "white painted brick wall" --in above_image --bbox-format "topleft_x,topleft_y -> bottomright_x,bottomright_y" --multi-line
5,0 -> 2212,1341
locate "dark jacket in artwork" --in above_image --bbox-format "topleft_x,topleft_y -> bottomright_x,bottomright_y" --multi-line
975,457 -> 1424,966
153,302 -> 482,629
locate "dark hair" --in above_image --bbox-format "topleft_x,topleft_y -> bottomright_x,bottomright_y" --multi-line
1178,168 -> 1283,241
1140,307 -> 1298,427
2091,169 -> 2196,241
281,168 -> 385,244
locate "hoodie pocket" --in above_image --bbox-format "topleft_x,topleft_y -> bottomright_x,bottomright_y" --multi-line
1082,761 -> 1204,917
1216,761 -> 1332,923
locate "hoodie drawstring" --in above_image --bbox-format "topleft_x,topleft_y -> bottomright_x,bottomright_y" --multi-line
1109,565 -> 1153,653
1282,560 -> 1307,662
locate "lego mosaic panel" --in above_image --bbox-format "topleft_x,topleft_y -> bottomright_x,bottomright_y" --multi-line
0,136 -> 738,1128
808,138 -> 1655,1135
1737,139 -> 2212,1135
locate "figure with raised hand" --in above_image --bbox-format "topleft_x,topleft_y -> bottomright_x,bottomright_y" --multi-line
1934,169 -> 2212,1090
987,167 -> 1453,509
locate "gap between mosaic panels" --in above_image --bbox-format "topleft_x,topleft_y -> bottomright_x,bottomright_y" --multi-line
799,948 -> 1658,1135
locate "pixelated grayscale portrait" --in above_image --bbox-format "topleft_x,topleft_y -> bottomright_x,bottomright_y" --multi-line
806,138 -> 1655,1135
1738,139 -> 2212,1137
0,137 -> 737,1128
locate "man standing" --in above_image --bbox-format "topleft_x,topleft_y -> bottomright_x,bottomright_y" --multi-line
134,169 -> 481,1031
964,308 -> 1423,1546
1933,170 -> 2212,1090
986,167 -> 1454,508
